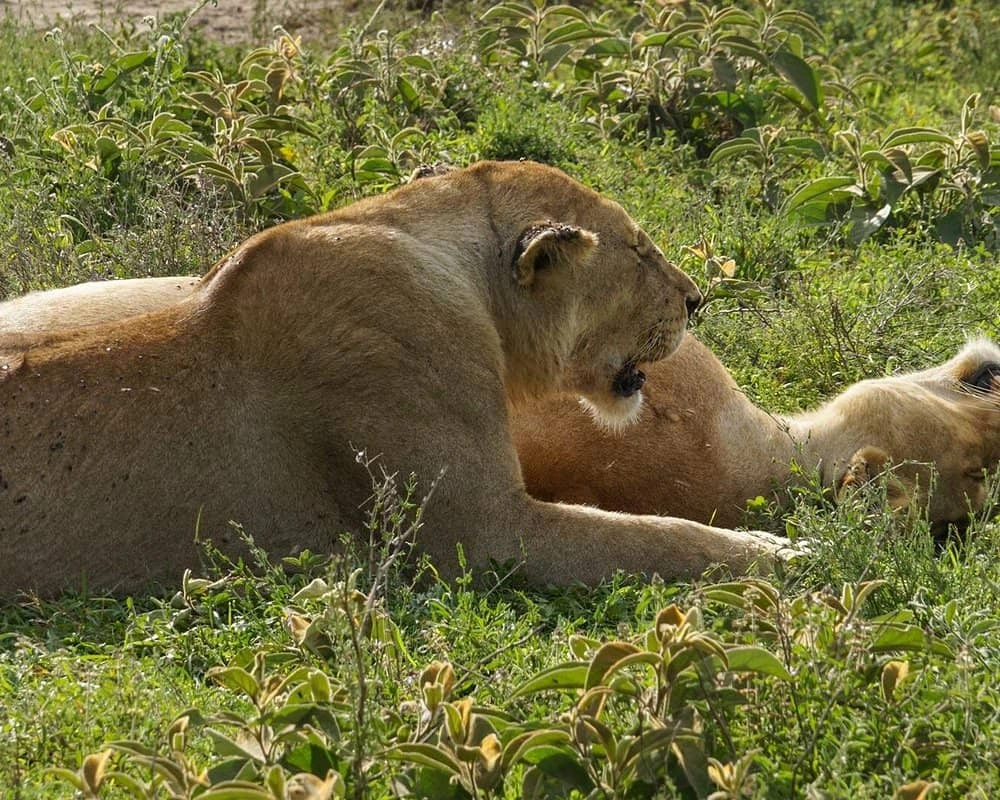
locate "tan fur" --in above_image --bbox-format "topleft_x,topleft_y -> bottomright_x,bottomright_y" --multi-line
515,334 -> 1000,529
0,161 -> 792,597
0,276 -> 201,335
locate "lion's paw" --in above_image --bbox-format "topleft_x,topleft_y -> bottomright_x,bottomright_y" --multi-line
746,529 -> 809,562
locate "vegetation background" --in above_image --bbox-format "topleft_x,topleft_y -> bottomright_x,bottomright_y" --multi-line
0,0 -> 998,798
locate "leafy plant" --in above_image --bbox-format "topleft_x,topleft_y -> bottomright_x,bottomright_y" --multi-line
784,94 -> 1000,245
481,0 -> 852,150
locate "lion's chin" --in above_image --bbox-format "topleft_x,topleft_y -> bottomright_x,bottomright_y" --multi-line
612,361 -> 646,397
579,392 -> 644,433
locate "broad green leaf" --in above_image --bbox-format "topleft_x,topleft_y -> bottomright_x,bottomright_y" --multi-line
861,149 -> 895,170
240,136 -> 276,164
701,587 -> 751,610
620,726 -> 681,768
357,158 -> 397,174
568,633 -> 601,658
870,624 -> 928,653
848,203 -> 892,244
581,715 -> 617,759
205,727 -> 264,762
91,66 -> 120,94
664,645 -> 715,682
585,37 -> 631,57
777,136 -> 826,160
709,137 -> 763,165
916,147 -> 947,168
965,130 -> 991,170
248,163 -> 295,197
526,750 -> 593,792
180,161 -> 240,185
725,646 -> 792,680
585,641 -> 641,689
784,176 -> 857,211
720,34 -> 768,63
880,127 -> 952,149
270,702 -> 319,727
713,6 -> 756,26
391,126 -> 426,147
502,730 -> 571,771
197,783 -> 273,800
396,75 -> 420,112
609,651 -> 664,677
512,662 -> 587,696
543,20 -> 593,46
206,757 -> 253,785
400,54 -> 435,71
134,755 -> 188,787
385,743 -> 462,776
283,743 -> 339,777
310,670 -> 332,703
292,577 -> 330,600
852,580 -> 888,611
42,769 -> 86,793
882,147 -> 914,183
480,2 -> 535,23
406,765 -> 469,799
102,771 -> 150,798
672,735 -> 713,797
770,9 -> 825,40
545,4 -> 590,22
114,50 -> 156,72
638,22 -> 704,50
636,31 -> 670,48
207,665 -> 260,700
109,740 -> 157,759
266,765 -> 285,799
541,43 -> 574,71
770,48 -> 822,111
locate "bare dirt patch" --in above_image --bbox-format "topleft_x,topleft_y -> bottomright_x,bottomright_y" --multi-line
1,0 -> 349,42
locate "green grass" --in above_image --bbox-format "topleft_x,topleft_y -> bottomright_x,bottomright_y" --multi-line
1,0 -> 999,797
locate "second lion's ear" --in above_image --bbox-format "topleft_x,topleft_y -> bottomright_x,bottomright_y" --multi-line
513,222 -> 598,286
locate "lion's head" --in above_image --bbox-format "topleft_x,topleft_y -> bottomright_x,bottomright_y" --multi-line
830,337 -> 1000,530
474,161 -> 700,429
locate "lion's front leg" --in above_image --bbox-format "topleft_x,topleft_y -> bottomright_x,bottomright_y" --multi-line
464,497 -> 797,585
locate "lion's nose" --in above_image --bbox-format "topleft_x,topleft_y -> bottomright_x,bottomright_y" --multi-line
685,290 -> 702,319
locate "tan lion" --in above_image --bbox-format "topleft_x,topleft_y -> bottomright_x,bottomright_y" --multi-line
0,160 -> 794,597
0,276 -> 200,337
515,333 -> 1000,530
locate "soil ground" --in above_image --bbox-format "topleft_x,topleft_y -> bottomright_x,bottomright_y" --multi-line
1,0 -> 350,42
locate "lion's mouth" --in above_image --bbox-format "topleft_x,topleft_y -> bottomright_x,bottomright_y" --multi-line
612,361 -> 646,397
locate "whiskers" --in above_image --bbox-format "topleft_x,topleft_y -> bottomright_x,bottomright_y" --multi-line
953,379 -> 1000,412
632,317 -> 672,364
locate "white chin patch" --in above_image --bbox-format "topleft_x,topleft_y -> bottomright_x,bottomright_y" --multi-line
579,392 -> 644,433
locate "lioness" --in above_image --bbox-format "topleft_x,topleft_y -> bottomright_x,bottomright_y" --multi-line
0,276 -> 200,336
0,161 -> 790,597
515,334 -> 1000,530
6,272 -> 993,542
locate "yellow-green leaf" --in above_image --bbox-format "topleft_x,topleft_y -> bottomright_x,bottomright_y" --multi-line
726,646 -> 792,680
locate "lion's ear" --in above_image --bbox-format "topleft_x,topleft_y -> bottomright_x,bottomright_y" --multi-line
836,446 -> 911,510
513,222 -> 599,286
408,162 -> 456,182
